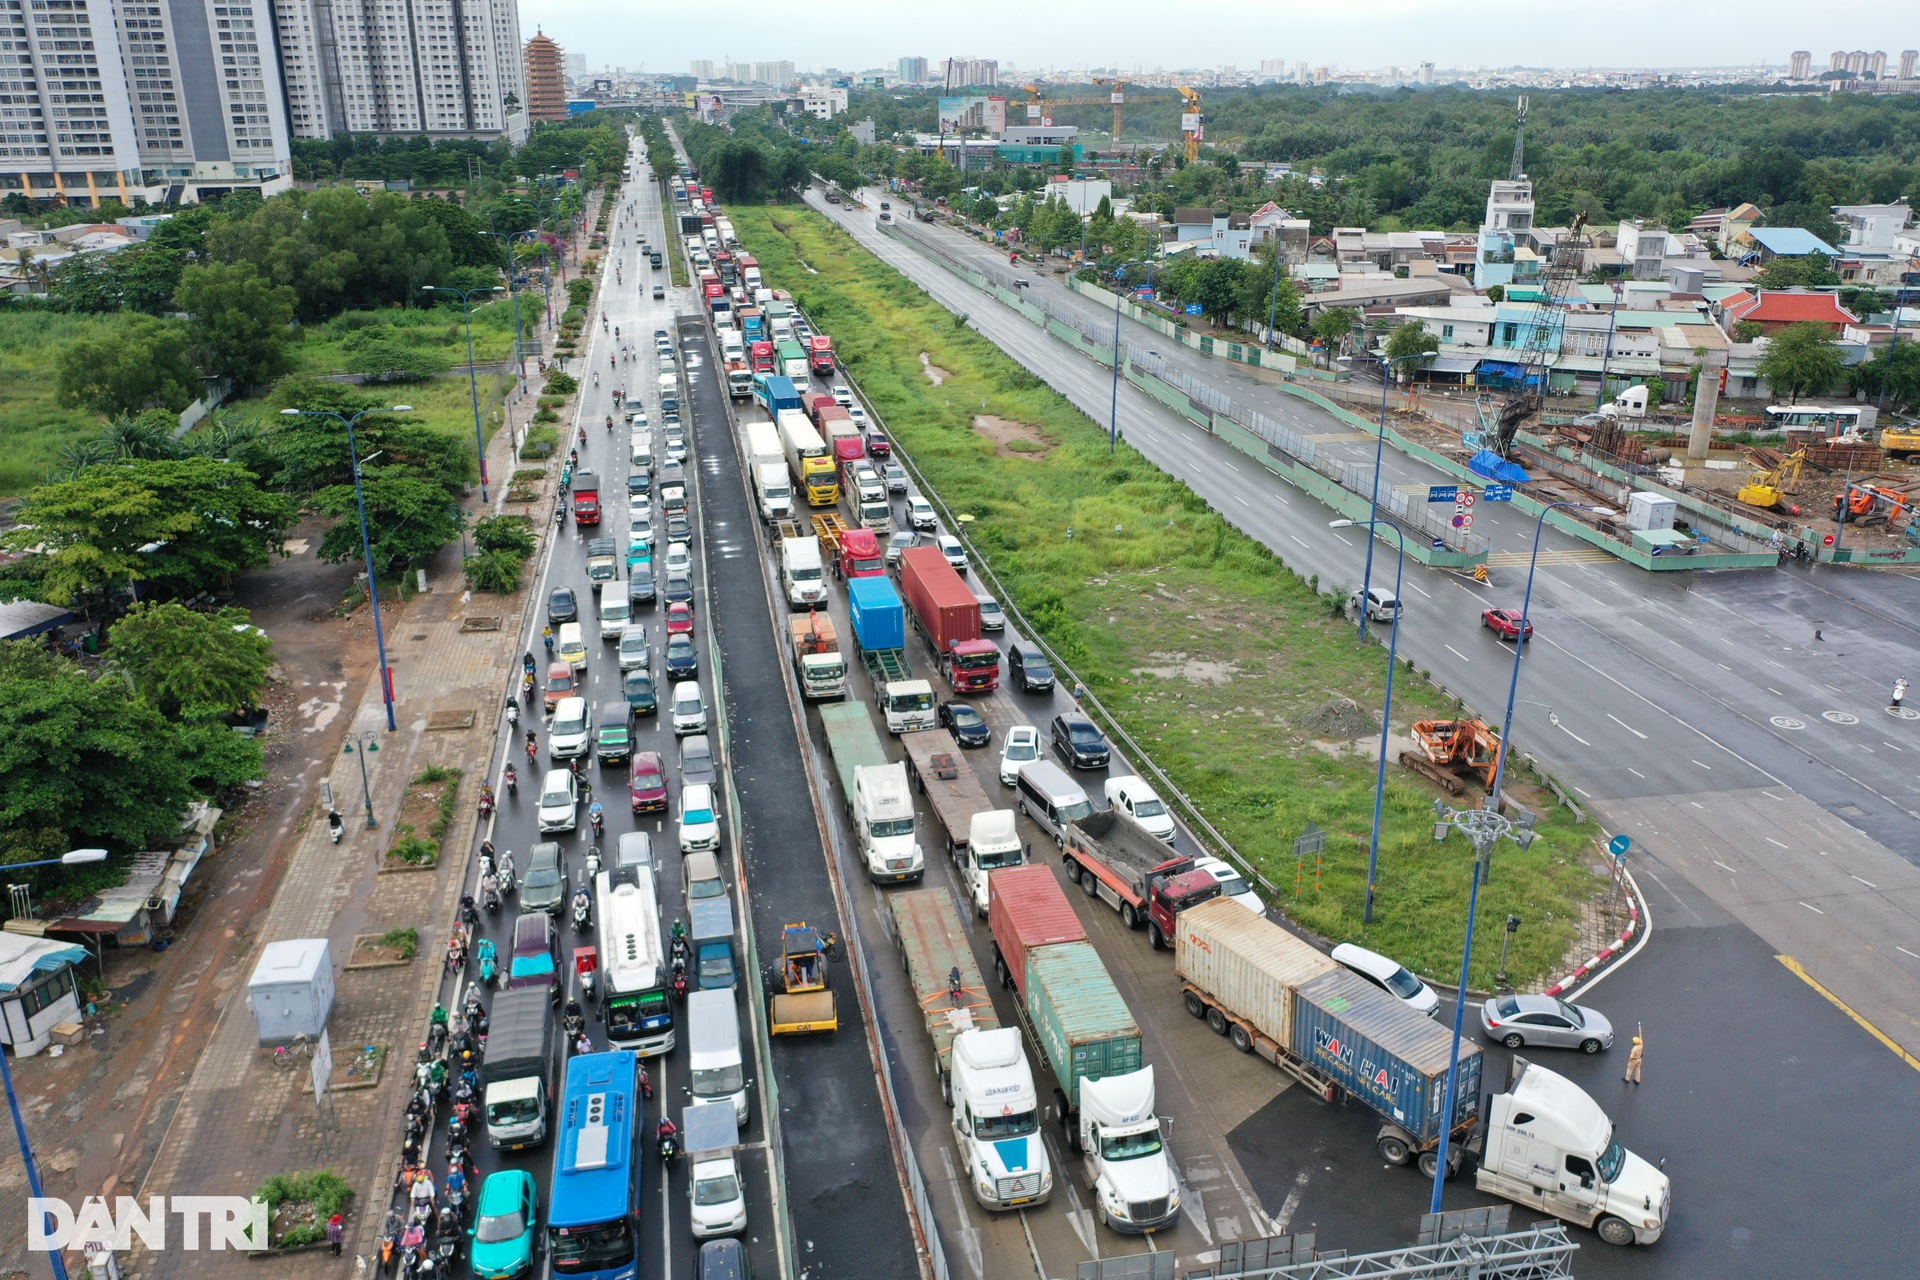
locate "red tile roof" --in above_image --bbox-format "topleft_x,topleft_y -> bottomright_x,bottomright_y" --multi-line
1725,291 -> 1858,326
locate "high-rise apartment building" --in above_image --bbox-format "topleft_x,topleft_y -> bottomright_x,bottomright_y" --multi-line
1902,50 -> 1918,81
1418,61 -> 1435,84
1789,50 -> 1811,79
1259,58 -> 1286,74
270,0 -> 527,141
897,55 -> 927,84
0,0 -> 295,209
751,60 -> 793,86
690,59 -> 714,79
1829,51 -> 1845,71
523,31 -> 565,122
943,57 -> 996,88
1867,50 -> 1887,79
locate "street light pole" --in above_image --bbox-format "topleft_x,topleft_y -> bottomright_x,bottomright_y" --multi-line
1330,517 -> 1406,925
1109,275 -> 1124,455
1346,351 -> 1430,643
341,731 -> 381,828
423,284 -> 499,504
281,407 -> 412,732
1595,280 -> 1623,410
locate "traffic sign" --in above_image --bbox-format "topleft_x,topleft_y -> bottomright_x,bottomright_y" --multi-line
1432,537 -> 1446,550
1483,483 -> 1514,502
1458,492 -> 1477,508
1184,304 -> 1204,315
1608,834 -> 1632,859
1428,485 -> 1459,503
1452,513 -> 1474,529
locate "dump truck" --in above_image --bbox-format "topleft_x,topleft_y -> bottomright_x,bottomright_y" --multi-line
1062,809 -> 1220,950
900,730 -> 1023,915
768,922 -> 838,1034
481,987 -> 556,1149
788,611 -> 847,700
889,888 -> 1052,1210
819,702 -> 923,882
847,575 -> 934,733
987,866 -> 1182,1234
899,546 -> 1000,693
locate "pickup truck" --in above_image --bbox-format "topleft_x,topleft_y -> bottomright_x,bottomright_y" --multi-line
1063,809 -> 1220,950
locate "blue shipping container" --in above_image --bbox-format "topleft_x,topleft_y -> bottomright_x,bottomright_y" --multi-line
755,375 -> 802,416
1290,969 -> 1481,1146
847,576 -> 905,652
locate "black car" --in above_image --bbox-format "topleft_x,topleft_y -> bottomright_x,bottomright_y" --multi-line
663,632 -> 699,679
628,473 -> 648,496
1050,712 -> 1110,769
664,572 -> 694,604
628,566 -> 657,607
665,513 -> 693,544
1006,643 -> 1054,693
520,841 -> 569,913
548,585 -> 579,625
623,670 -> 658,716
939,701 -> 991,748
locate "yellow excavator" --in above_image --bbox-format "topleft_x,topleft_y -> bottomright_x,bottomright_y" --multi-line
1737,448 -> 1806,512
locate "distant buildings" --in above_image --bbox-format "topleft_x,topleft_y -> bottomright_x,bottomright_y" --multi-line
525,33 -> 569,123
1790,51 -> 1812,79
944,57 -> 999,89
898,56 -> 929,84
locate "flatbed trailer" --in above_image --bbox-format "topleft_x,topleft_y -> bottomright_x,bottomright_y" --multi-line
888,888 -> 999,1100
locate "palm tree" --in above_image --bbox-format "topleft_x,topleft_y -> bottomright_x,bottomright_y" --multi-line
98,413 -> 186,460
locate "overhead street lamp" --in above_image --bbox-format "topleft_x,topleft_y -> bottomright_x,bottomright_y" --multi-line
341,731 -> 381,829
279,407 -> 414,732
1329,516 -> 1407,925
422,283 -> 500,503
1337,350 -> 1439,642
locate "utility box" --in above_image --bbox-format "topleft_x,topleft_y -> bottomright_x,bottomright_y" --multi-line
1625,491 -> 1676,532
247,939 -> 334,1044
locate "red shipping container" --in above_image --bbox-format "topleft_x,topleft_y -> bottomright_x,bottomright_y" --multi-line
899,546 -> 981,656
988,864 -> 1086,1000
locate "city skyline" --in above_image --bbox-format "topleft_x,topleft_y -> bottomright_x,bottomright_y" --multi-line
519,0 -> 1917,75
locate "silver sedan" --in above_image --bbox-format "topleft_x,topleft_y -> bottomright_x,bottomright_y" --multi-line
1479,993 -> 1615,1054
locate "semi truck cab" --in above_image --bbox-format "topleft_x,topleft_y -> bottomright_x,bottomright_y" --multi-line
1475,1057 -> 1671,1246
949,1027 -> 1053,1210
853,762 -> 924,882
1079,1068 -> 1181,1234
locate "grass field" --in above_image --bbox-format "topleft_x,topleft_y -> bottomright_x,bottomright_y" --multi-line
226,367 -> 516,468
288,296 -> 524,377
0,311 -> 130,495
736,206 -> 1603,988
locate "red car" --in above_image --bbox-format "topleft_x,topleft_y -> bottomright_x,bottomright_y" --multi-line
629,751 -> 668,815
1481,607 -> 1535,642
665,600 -> 695,637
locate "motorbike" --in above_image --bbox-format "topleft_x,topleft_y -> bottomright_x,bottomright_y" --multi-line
571,893 -> 592,932
525,732 -> 539,763
669,932 -> 690,976
588,801 -> 604,837
327,810 -> 344,844
522,672 -> 536,703
478,787 -> 495,819
378,1212 -> 402,1274
638,1061 -> 653,1099
482,883 -> 502,915
585,845 -> 601,878
476,937 -> 498,985
498,851 -> 516,894
503,695 -> 518,728
670,969 -> 689,1003
656,1123 -> 678,1165
503,764 -> 517,796
433,1235 -> 458,1273
445,930 -> 466,975
459,894 -> 477,927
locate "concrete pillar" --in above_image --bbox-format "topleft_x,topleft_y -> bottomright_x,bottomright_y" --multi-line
1686,350 -> 1728,464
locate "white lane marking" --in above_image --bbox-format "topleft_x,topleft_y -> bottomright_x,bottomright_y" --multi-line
1274,1169 -> 1311,1234
1556,721 -> 1592,746
1626,767 -> 1645,778
1289,535 -> 1309,549
1767,687 -> 1783,695
1764,837 -> 1788,849
1223,460 -> 1241,472
1405,581 -> 1431,598
1691,759 -> 1713,770
1713,860 -> 1739,874
1716,662 -> 1733,672
1233,494 -> 1252,507
1852,874 -> 1878,889
1800,901 -> 1825,914
1888,742 -> 1906,752
1768,660 -> 1785,669
1445,645 -> 1470,663
1574,786 -> 1591,798
1607,714 -> 1647,740
1898,947 -> 1920,960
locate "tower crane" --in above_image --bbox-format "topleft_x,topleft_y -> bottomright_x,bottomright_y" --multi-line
1092,78 -> 1130,139
1177,86 -> 1203,163
1489,211 -> 1590,460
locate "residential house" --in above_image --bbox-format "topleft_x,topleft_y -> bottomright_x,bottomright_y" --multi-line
1474,177 -> 1535,290
1743,226 -> 1840,264
1688,203 -> 1764,253
1719,290 -> 1859,336
1831,200 -> 1913,252
1248,203 -> 1310,263
0,935 -> 87,1056
1169,208 -> 1252,260
1828,200 -> 1917,288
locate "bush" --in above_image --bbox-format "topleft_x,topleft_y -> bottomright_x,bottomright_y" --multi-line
387,826 -> 437,865
544,370 -> 578,395
522,426 -> 558,457
567,278 -> 594,308
376,927 -> 418,959
257,1169 -> 353,1249
464,547 -> 524,593
532,408 -> 559,423
473,514 -> 536,558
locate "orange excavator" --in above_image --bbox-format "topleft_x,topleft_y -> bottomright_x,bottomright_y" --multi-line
1834,483 -> 1910,527
1401,719 -> 1505,795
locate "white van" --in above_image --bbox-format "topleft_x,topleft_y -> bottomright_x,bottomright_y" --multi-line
781,535 -> 826,609
1015,760 -> 1094,847
631,433 -> 654,477
671,680 -> 708,735
657,372 -> 680,415
686,989 -> 748,1124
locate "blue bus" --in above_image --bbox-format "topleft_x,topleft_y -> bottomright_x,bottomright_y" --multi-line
548,1050 -> 641,1279
752,373 -> 803,417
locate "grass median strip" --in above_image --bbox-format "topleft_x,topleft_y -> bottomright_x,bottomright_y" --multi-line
736,204 -> 1601,988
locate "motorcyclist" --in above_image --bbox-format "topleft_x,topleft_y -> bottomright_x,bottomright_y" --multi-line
656,1116 -> 678,1154
503,763 -> 518,793
563,998 -> 585,1037
525,731 -> 539,761
523,651 -> 536,676
571,886 -> 592,928
326,809 -> 344,842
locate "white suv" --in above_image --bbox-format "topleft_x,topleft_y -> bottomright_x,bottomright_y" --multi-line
998,726 -> 1040,786
549,697 -> 592,759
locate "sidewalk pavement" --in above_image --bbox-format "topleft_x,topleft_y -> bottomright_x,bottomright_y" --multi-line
124,192 -> 603,1279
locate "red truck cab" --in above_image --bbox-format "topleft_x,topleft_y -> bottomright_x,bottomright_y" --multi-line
750,341 -> 775,374
898,546 -> 1000,692
572,472 -> 601,525
839,529 -> 885,579
809,335 -> 836,378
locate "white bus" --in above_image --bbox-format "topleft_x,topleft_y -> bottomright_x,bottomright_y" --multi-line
1764,404 -> 1870,435
596,866 -> 675,1056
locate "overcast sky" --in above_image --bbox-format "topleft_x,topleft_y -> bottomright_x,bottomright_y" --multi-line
520,1 -> 1917,75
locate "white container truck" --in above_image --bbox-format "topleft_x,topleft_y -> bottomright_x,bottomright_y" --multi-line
780,535 -> 827,609
852,761 -> 924,883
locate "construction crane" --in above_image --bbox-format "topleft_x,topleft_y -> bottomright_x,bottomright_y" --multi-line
1177,86 -> 1203,163
1488,211 -> 1590,460
1092,77 -> 1130,139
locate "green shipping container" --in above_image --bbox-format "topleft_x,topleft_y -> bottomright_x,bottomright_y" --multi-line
1022,940 -> 1142,1107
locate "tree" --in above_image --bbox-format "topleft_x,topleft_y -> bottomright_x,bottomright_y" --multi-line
473,514 -> 537,559
315,469 -> 465,573
1732,320 -> 1766,343
1384,320 -> 1441,373
174,261 -> 298,388
0,642 -> 206,856
1849,339 -> 1920,410
55,314 -> 198,418
1311,307 -> 1360,361
1756,322 -> 1847,403
5,459 -> 296,604
107,603 -> 275,719
1755,254 -> 1839,290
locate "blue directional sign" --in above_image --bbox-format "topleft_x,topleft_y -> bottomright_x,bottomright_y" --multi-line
1184,304 -> 1205,315
1609,834 -> 1632,859
1428,485 -> 1459,503
1432,537 -> 1446,550
1483,483 -> 1515,502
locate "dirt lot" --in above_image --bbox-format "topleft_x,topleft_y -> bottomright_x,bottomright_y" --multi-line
0,516 -> 380,1275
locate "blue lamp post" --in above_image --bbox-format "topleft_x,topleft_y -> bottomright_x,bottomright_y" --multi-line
4,848 -> 106,1280
280,407 -> 414,731
422,284 -> 499,503
1329,516 -> 1407,924
1341,350 -> 1438,642
1108,267 -> 1125,455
